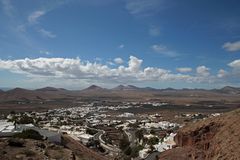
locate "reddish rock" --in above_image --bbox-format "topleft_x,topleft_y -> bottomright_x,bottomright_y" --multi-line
159,109 -> 240,160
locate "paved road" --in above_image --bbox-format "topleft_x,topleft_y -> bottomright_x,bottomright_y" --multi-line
124,129 -> 136,147
93,129 -> 120,154
94,130 -> 104,141
145,151 -> 160,160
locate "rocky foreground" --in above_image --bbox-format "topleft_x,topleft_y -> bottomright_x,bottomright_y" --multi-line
0,138 -> 75,160
159,109 -> 240,160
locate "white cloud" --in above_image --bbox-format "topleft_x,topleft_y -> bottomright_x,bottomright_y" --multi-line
118,44 -> 125,49
217,69 -> 227,78
28,10 -> 57,39
28,10 -> 45,24
125,0 -> 165,16
38,29 -> 56,38
228,59 -> 240,78
228,59 -> 240,69
149,26 -> 160,36
107,61 -> 115,66
151,44 -> 178,57
128,56 -> 142,72
0,56 -> 217,84
114,57 -> 124,64
222,41 -> 240,52
176,67 -> 192,73
196,66 -> 210,77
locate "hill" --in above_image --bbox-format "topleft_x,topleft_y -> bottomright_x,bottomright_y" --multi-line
82,85 -> 106,91
217,86 -> 240,94
35,87 -> 67,92
112,85 -> 141,91
159,109 -> 240,160
0,85 -> 240,112
0,138 -> 74,160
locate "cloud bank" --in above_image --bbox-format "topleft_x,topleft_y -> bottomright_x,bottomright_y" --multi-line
223,41 -> 240,52
28,10 -> 45,24
0,56 -> 228,85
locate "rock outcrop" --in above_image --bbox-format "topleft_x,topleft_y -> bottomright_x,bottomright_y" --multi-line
159,109 -> 240,160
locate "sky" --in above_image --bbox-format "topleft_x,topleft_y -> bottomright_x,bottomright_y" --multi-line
0,0 -> 240,89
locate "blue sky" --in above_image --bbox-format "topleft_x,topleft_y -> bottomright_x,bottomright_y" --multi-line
0,0 -> 240,89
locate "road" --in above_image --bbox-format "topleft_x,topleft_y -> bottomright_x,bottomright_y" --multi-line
93,130 -> 104,141
93,129 -> 120,154
145,151 -> 160,160
124,129 -> 136,147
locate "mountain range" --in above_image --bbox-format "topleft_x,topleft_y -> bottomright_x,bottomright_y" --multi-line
1,85 -> 240,93
0,85 -> 240,106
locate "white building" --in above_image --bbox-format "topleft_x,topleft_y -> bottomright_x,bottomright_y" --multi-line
139,148 -> 150,159
154,133 -> 176,152
117,112 -> 134,118
78,133 -> 93,145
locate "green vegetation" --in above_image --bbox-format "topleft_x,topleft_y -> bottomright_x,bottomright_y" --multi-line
119,135 -> 130,151
147,137 -> 159,146
66,111 -> 71,115
86,128 -> 98,135
124,146 -> 132,155
8,114 -> 34,124
18,116 -> 34,124
8,138 -> 24,147
135,129 -> 144,142
13,129 -> 43,140
120,130 -> 144,159
10,110 -> 16,115
127,122 -> 140,129
150,129 -> 156,135
130,145 -> 144,158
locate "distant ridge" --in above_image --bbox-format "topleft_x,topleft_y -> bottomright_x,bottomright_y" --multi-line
112,85 -> 125,90
7,87 -> 30,93
82,85 -> 106,91
0,85 -> 239,105
35,87 -> 67,92
112,85 -> 141,91
210,86 -> 240,94
1,85 -> 240,93
220,86 -> 240,94
142,87 -> 157,91
160,87 -> 176,91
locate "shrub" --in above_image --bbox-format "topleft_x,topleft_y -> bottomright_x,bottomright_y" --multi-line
148,137 -> 159,145
86,128 -> 98,135
119,136 -> 130,151
8,138 -> 24,147
13,129 -> 43,140
130,145 -> 144,158
18,115 -> 34,124
124,146 -> 132,155
150,129 -> 156,135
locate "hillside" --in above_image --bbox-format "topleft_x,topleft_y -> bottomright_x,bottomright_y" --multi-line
0,138 -> 74,160
35,87 -> 67,92
159,109 -> 240,160
0,85 -> 240,112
